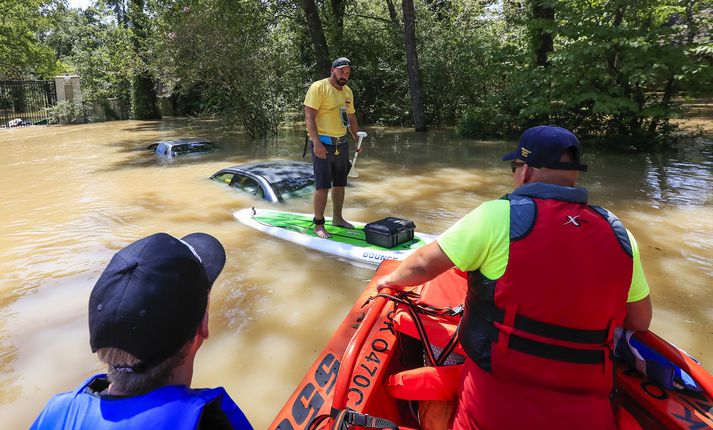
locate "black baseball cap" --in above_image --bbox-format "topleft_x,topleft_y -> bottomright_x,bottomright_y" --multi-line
88,232 -> 226,369
332,57 -> 352,69
502,125 -> 588,172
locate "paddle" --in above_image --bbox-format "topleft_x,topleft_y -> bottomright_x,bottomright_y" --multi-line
348,131 -> 368,178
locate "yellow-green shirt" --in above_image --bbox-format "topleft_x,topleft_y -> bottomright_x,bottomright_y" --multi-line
437,199 -> 650,302
304,78 -> 355,137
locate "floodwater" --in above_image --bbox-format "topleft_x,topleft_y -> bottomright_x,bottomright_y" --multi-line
1,120 -> 711,428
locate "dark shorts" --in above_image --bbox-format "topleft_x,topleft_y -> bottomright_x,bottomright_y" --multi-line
311,136 -> 350,189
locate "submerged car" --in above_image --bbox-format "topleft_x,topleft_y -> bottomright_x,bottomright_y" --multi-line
210,160 -> 315,203
147,138 -> 215,158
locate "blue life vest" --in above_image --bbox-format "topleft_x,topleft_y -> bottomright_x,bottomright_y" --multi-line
31,374 -> 252,430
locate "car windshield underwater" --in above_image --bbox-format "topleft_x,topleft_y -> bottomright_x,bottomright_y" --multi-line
271,176 -> 315,200
172,142 -> 214,155
210,160 -> 315,203
147,138 -> 215,158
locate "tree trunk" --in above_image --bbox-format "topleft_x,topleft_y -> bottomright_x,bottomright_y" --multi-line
402,0 -> 427,131
649,77 -> 677,134
385,0 -> 399,24
330,0 -> 346,52
128,0 -> 160,119
532,0 -> 554,67
302,0 -> 331,77
684,0 -> 697,45
106,0 -> 128,28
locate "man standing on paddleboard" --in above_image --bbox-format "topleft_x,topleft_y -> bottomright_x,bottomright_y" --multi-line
377,125 -> 653,430
304,57 -> 363,239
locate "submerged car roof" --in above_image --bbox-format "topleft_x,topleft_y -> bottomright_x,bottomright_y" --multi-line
221,160 -> 313,184
152,137 -> 213,146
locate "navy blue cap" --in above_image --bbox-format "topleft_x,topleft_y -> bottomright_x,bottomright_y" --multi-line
88,233 -> 225,368
332,57 -> 352,68
502,125 -> 588,172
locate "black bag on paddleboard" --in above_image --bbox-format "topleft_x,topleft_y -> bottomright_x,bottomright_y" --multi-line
364,217 -> 415,248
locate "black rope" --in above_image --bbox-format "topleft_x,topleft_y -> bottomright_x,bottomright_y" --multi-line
436,318 -> 462,366
409,305 -> 438,366
367,291 -> 464,318
368,291 -> 464,367
306,414 -> 330,430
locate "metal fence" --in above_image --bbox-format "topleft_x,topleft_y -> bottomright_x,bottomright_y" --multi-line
0,80 -> 57,127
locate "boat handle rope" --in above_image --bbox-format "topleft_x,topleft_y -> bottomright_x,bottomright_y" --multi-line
306,413 -> 330,430
365,291 -> 463,317
368,291 -> 464,366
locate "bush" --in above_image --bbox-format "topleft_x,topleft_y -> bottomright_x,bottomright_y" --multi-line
47,100 -> 91,124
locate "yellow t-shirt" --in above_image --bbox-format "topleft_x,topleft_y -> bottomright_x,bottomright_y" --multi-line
304,78 -> 356,137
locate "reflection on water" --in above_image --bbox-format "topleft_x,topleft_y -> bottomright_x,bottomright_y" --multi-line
0,120 -> 711,429
642,139 -> 713,207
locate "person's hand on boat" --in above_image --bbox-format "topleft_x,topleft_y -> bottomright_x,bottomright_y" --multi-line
376,275 -> 404,292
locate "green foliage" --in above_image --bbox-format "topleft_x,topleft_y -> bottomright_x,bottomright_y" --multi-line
130,71 -> 160,119
457,0 -> 713,140
128,0 -> 161,119
10,0 -> 710,139
0,0 -> 63,79
147,0 -> 292,136
417,1 -> 513,125
44,4 -> 133,109
46,99 -> 91,124
340,4 -> 409,125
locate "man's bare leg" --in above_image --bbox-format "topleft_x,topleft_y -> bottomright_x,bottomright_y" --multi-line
314,188 -> 331,238
331,186 -> 354,228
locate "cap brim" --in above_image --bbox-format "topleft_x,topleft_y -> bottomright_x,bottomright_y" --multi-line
501,151 -> 517,161
181,233 -> 226,285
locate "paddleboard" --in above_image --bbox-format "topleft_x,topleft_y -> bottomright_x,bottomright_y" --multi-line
233,208 -> 436,267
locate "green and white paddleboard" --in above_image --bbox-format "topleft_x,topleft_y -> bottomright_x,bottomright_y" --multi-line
233,208 -> 436,267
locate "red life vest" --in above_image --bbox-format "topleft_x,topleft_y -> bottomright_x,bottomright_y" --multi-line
461,188 -> 633,396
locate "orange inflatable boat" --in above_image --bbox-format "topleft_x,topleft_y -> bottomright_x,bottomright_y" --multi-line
271,260 -> 713,430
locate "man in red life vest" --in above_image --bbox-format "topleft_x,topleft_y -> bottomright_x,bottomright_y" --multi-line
377,125 -> 652,430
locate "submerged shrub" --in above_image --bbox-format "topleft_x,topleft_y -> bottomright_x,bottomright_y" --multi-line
47,100 -> 91,125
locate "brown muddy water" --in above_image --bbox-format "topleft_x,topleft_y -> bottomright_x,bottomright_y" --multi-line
1,119 -> 712,428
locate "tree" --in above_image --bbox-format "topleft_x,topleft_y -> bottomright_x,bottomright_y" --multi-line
43,3 -> 133,113
105,0 -> 128,27
16,0 -> 706,140
302,0 -> 331,77
0,0 -> 61,79
385,0 -> 399,23
329,0 -> 347,52
149,0 -> 289,137
458,0 -> 713,140
402,0 -> 427,131
128,0 -> 160,119
531,0 -> 554,67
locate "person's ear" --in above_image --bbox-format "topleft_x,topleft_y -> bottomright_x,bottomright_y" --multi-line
522,165 -> 534,184
198,310 -> 209,340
